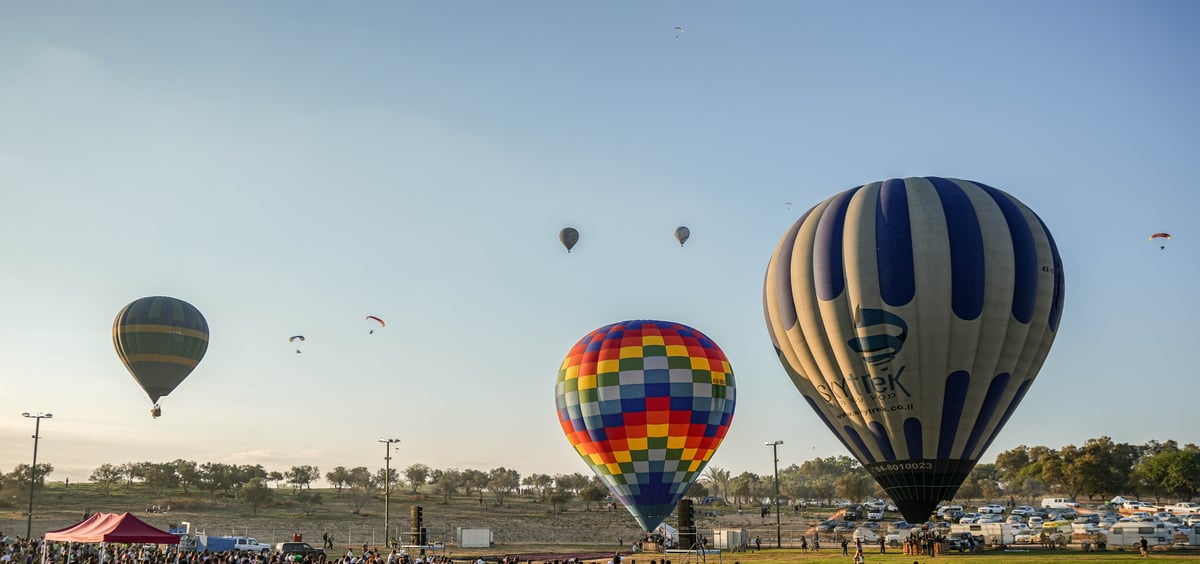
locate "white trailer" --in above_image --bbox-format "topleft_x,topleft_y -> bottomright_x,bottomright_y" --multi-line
711,528 -> 746,550
1107,523 -> 1174,549
456,528 -> 492,548
949,522 -> 1014,546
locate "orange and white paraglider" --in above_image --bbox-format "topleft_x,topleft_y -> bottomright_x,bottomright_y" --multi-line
366,315 -> 385,334
1150,232 -> 1171,250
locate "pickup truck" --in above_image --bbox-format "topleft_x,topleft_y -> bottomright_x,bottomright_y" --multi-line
196,535 -> 272,554
1168,502 -> 1200,515
233,537 -> 273,554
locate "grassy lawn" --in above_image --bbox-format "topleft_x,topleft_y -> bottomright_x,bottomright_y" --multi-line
2,484 -> 1197,562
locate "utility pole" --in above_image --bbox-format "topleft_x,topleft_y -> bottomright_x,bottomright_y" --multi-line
765,440 -> 783,548
379,438 -> 401,546
23,412 -> 52,539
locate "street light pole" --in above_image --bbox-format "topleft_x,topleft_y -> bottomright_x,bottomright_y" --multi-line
23,412 -> 52,540
379,438 -> 400,546
765,440 -> 783,549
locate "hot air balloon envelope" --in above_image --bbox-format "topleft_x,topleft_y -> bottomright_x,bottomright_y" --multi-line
113,296 -> 209,405
556,320 -> 736,532
763,177 -> 1065,524
560,227 -> 580,252
674,226 -> 690,246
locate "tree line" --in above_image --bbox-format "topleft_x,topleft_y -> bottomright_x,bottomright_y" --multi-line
2,436 -> 1195,517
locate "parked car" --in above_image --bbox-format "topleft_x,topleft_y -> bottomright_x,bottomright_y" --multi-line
275,543 -> 325,558
816,519 -> 839,532
867,507 -> 885,521
836,520 -> 857,532
843,505 -> 863,520
978,504 -> 1006,514
945,532 -> 981,553
978,514 -> 1004,524
938,505 -> 964,521
959,512 -> 981,524
1011,505 -> 1035,517
864,499 -> 889,511
852,528 -> 881,543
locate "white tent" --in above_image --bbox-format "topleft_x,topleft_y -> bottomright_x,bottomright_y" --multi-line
654,523 -> 679,548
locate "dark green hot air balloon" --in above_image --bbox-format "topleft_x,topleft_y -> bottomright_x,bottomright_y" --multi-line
113,296 -> 209,418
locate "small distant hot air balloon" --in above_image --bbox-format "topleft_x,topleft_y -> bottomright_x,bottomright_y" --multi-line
556,320 -> 736,532
764,177 -> 1065,525
366,315 -> 385,334
289,335 -> 305,354
113,296 -> 209,418
1150,232 -> 1171,250
560,227 -> 580,253
674,226 -> 690,246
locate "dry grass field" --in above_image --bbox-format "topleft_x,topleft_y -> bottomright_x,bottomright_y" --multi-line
3,483 -> 1198,563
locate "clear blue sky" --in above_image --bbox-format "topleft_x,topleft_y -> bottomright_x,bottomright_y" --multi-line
2,1 -> 1197,485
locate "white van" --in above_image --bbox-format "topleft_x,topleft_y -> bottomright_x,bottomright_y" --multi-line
1041,497 -> 1079,509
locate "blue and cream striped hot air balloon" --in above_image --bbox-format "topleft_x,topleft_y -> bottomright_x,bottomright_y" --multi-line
763,177 -> 1065,525
113,296 -> 209,418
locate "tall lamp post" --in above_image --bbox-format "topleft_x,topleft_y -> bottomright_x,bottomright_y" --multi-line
765,440 -> 783,548
379,438 -> 401,546
23,412 -> 52,539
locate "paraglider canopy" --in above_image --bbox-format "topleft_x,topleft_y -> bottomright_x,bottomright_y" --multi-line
366,315 -> 385,334
559,227 -> 580,253
674,226 -> 690,246
674,26 -> 685,37
289,335 -> 305,354
1150,232 -> 1171,250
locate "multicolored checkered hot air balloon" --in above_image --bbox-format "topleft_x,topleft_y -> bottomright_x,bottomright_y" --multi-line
555,320 -> 736,532
113,296 -> 209,418
763,177 -> 1065,525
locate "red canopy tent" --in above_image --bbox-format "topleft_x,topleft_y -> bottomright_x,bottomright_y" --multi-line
44,512 -> 180,544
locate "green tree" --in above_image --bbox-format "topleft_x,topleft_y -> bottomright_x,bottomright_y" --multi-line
834,473 -> 871,504
90,464 -> 123,495
198,462 -> 235,497
374,467 -> 400,496
5,463 -> 53,499
523,473 -> 554,501
174,460 -> 200,494
344,466 -> 375,514
547,486 -> 574,514
555,473 -> 590,494
243,477 -> 274,515
580,480 -> 608,511
702,467 -> 732,502
143,462 -> 180,495
487,467 -> 521,506
1135,445 -> 1200,501
325,466 -> 350,495
430,468 -> 463,504
462,469 -> 489,495
285,465 -> 320,491
403,464 -> 430,493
